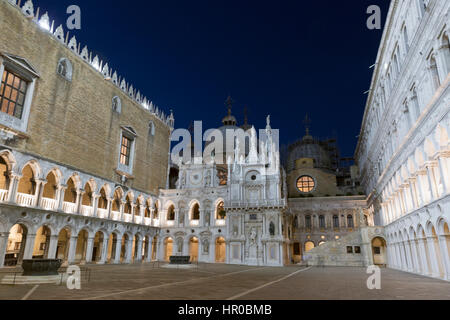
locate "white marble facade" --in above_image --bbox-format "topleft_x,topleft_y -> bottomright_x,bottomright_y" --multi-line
159,123 -> 286,266
355,0 -> 450,281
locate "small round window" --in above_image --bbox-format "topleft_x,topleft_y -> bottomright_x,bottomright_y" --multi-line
297,175 -> 315,193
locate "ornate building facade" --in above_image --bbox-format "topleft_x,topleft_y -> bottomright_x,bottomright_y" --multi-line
355,0 -> 450,281
0,0 -> 174,268
0,0 -> 448,281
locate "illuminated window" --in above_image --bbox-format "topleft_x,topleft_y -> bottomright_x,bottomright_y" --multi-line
0,70 -> 28,119
296,176 -> 315,193
120,136 -> 132,166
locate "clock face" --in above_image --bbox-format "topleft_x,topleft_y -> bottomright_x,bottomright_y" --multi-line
190,172 -> 203,185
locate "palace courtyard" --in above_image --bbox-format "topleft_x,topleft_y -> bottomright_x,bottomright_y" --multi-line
0,263 -> 448,300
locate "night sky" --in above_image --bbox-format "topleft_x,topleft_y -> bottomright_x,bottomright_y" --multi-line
35,0 -> 390,158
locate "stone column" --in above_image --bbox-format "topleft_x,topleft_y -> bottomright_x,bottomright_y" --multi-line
107,198 -> 113,220
92,193 -> 99,217
85,236 -> 95,263
438,235 -> 450,281
413,174 -> 424,206
47,235 -> 59,260
75,190 -> 83,214
6,174 -> 19,203
35,179 -> 46,208
437,156 -> 448,195
99,238 -> 109,265
146,237 -> 153,262
22,233 -> 36,260
135,238 -> 143,262
113,236 -> 122,264
119,201 -> 125,221
67,236 -> 78,264
183,238 -> 190,256
404,241 -> 413,272
131,204 -> 137,223
0,232 -> 10,267
57,185 -> 67,211
425,166 -> 437,201
426,236 -> 441,278
409,239 -> 420,274
417,238 -> 429,276
125,238 -> 133,263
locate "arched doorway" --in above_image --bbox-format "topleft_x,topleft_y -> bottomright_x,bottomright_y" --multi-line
32,226 -> 51,259
75,230 -> 89,264
92,231 -> 104,263
292,242 -> 302,264
215,237 -> 226,263
190,237 -> 199,262
372,237 -> 387,266
4,224 -> 28,266
56,228 -> 71,263
305,241 -> 315,252
131,235 -> 139,262
164,237 -> 173,262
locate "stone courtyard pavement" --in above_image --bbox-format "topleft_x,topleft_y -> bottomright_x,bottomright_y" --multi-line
0,263 -> 448,300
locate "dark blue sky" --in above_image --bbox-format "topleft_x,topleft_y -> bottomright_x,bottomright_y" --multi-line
36,0 -> 390,158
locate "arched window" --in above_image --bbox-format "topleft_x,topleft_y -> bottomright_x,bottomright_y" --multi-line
333,215 -> 340,228
191,203 -> 200,220
154,202 -> 159,219
319,215 -> 325,229
216,201 -> 225,220
112,96 -> 121,113
167,205 -> 175,221
347,215 -> 354,228
57,58 -> 72,81
98,188 -> 108,209
112,189 -> 122,212
124,195 -> 132,214
144,202 -> 151,218
63,178 -> 77,203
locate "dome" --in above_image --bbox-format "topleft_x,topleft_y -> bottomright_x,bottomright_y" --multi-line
287,138 -> 332,172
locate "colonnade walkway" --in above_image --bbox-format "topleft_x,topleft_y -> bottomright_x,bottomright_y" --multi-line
0,263 -> 448,300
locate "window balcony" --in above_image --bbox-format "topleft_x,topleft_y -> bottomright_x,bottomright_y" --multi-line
16,193 -> 35,207
97,208 -> 108,219
81,205 -> 94,217
152,219 -> 160,227
144,217 -> 152,226
111,210 -> 120,221
41,197 -> 57,211
62,201 -> 77,214
134,216 -> 142,224
0,189 -> 8,202
216,219 -> 226,226
123,213 -> 132,223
